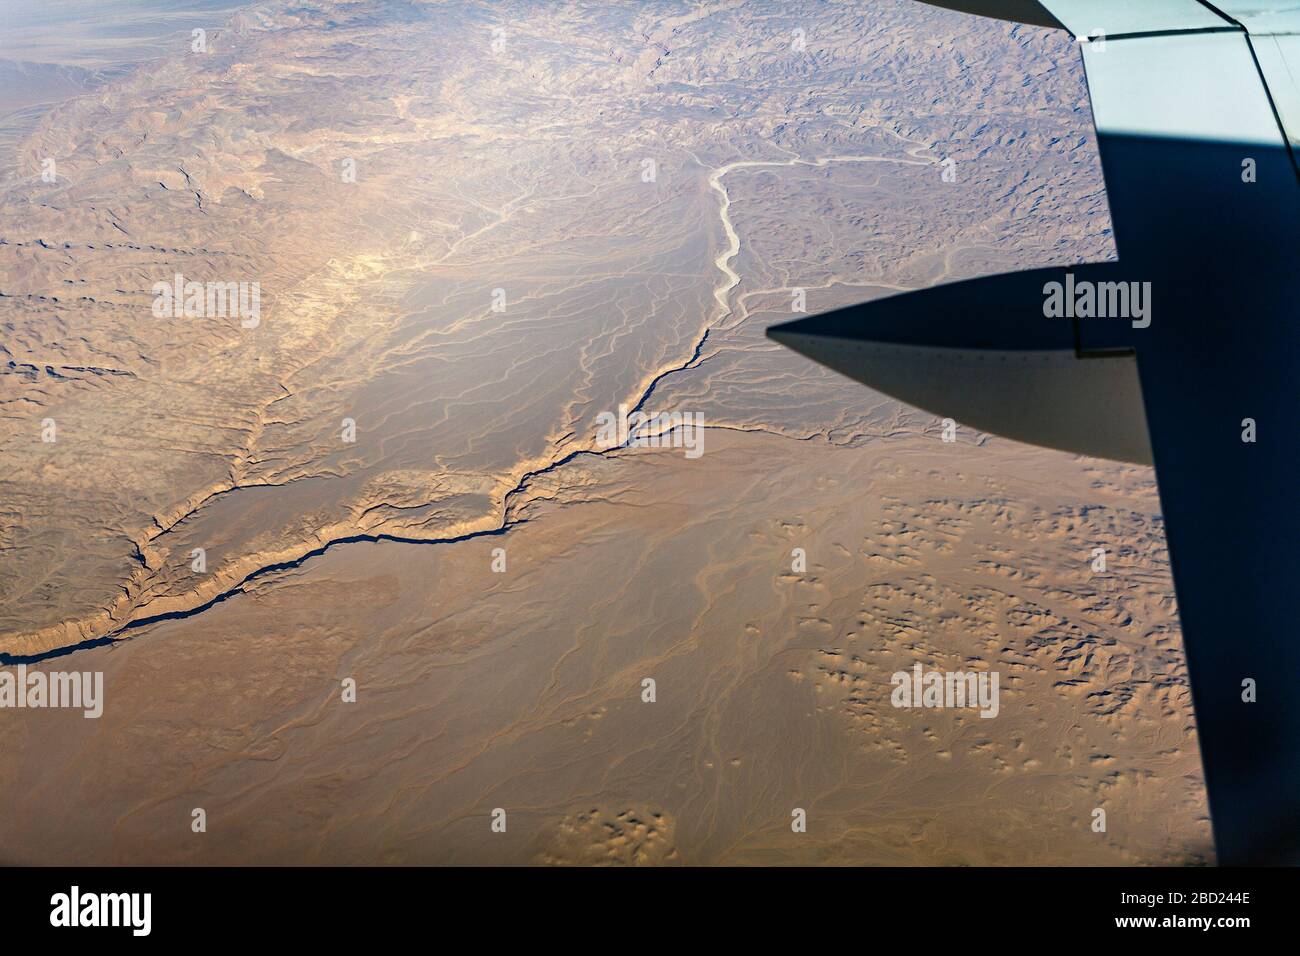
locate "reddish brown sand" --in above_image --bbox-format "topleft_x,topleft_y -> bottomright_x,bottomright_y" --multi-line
0,0 -> 1209,864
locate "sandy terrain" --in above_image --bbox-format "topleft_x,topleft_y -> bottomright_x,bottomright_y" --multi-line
1,430 -> 1209,865
0,0 -> 1209,864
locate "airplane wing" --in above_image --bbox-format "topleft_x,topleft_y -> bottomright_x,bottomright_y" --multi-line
769,1 -> 1300,865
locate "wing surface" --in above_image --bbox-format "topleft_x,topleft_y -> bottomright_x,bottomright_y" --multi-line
769,0 -> 1300,863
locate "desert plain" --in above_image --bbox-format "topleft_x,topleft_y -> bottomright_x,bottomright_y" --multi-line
0,0 -> 1211,864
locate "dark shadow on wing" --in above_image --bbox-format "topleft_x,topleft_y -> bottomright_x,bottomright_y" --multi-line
769,133 -> 1300,865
